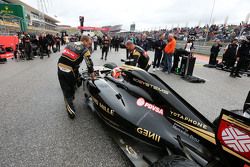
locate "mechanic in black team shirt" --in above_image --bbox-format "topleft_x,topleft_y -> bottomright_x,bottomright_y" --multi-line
58,35 -> 95,119
125,40 -> 150,70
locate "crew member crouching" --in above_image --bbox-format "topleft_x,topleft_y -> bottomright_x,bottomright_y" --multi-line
125,40 -> 150,71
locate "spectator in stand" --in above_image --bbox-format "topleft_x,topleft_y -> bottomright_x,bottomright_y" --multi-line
162,34 -> 176,74
153,33 -> 165,71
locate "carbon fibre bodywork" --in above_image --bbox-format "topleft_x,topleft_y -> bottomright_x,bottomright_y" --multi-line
82,65 -> 249,167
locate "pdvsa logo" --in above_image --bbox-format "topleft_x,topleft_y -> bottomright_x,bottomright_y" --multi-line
136,97 -> 163,115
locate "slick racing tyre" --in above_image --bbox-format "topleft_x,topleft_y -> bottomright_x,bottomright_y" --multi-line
151,155 -> 199,167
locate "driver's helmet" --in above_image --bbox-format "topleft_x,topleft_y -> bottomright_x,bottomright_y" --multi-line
111,67 -> 121,79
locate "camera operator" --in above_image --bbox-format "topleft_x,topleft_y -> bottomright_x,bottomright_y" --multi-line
230,36 -> 250,78
57,35 -> 95,119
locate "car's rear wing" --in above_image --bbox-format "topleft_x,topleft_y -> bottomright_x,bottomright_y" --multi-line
216,109 -> 250,165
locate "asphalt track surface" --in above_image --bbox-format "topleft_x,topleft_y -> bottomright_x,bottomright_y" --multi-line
0,46 -> 249,167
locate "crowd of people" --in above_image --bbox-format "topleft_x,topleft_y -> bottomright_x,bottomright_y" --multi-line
139,22 -> 249,42
12,32 -> 65,61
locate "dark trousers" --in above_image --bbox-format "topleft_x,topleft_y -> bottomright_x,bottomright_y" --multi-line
115,45 -> 119,52
58,68 -> 76,110
102,47 -> 109,59
25,51 -> 32,59
56,43 -> 60,51
209,53 -> 218,65
40,46 -> 49,59
126,49 -> 129,59
25,45 -> 32,60
230,58 -> 246,76
94,42 -> 97,50
153,51 -> 162,68
163,53 -> 173,73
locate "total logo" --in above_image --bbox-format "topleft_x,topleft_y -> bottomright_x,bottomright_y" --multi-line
136,97 -> 164,115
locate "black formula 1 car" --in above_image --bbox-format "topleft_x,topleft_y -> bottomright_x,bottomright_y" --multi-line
82,62 -> 250,167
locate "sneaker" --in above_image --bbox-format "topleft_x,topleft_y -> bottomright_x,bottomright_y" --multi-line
236,74 -> 241,78
153,68 -> 156,72
157,68 -> 160,71
66,104 -> 75,119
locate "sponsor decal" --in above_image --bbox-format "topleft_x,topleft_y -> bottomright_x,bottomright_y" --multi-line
170,118 -> 216,144
125,145 -> 138,159
221,127 -> 250,153
173,123 -> 200,143
136,97 -> 163,115
62,48 -> 79,60
92,96 -> 114,116
217,116 -> 250,163
137,127 -> 161,142
169,111 -> 207,129
133,78 -> 169,95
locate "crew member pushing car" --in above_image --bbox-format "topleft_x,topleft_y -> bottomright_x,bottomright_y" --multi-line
57,35 -> 95,119
125,40 -> 150,70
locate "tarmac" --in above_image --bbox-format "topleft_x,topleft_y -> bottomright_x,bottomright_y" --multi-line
0,46 -> 249,167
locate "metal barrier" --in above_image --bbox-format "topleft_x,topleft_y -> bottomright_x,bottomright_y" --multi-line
176,40 -> 227,56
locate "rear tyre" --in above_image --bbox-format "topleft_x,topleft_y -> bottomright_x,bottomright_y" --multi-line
151,155 -> 199,167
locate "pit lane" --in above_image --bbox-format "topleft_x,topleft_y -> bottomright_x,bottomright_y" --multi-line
0,48 -> 249,167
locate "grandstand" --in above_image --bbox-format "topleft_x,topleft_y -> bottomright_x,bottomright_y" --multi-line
0,0 -> 59,34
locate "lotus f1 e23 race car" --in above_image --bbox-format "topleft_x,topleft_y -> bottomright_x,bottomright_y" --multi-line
82,63 -> 250,167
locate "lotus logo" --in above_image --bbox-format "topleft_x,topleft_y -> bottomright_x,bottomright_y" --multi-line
222,127 -> 250,153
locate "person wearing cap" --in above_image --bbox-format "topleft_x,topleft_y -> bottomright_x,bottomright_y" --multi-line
125,40 -> 150,70
57,35 -> 95,119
